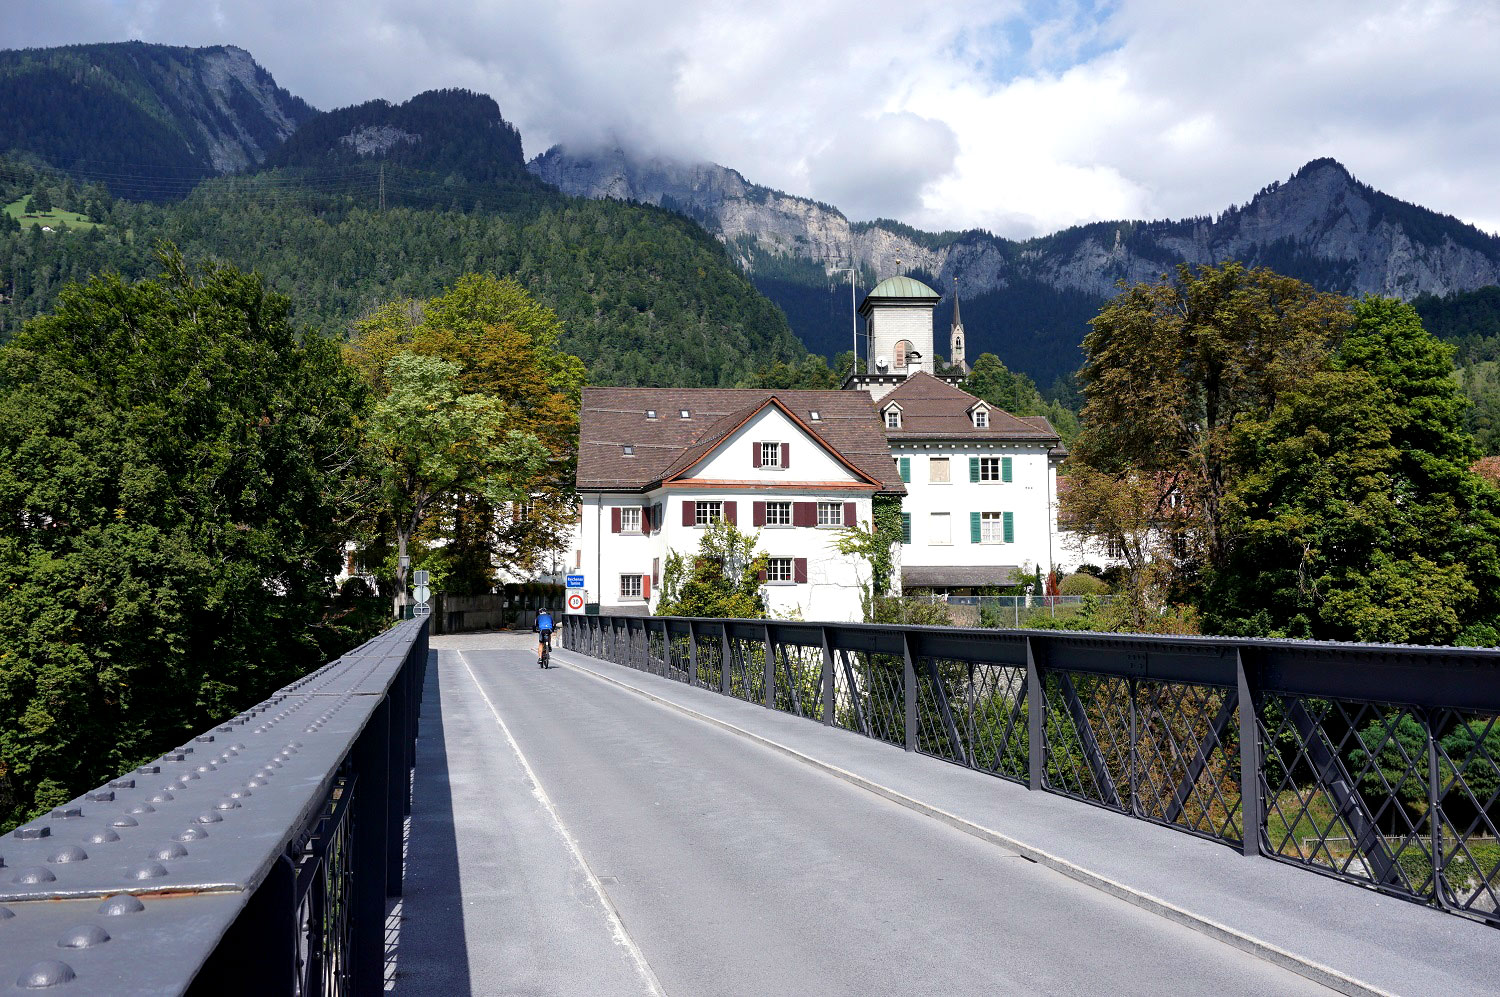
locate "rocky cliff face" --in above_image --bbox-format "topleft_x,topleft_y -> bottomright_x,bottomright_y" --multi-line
530,150 -> 1500,302
0,42 -> 314,180
163,45 -> 314,173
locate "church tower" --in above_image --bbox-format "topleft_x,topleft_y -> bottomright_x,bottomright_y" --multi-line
949,278 -> 968,374
858,275 -> 939,377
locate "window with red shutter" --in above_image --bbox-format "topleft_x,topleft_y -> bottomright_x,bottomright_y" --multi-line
844,502 -> 856,527
724,501 -> 737,525
611,507 -> 621,533
753,501 -> 766,526
751,441 -> 761,468
794,558 -> 807,583
641,506 -> 651,532
682,502 -> 695,527
642,574 -> 651,600
781,442 -> 789,468
793,501 -> 816,527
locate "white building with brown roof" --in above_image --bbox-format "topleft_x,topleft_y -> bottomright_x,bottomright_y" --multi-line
572,388 -> 906,620
874,372 -> 1064,592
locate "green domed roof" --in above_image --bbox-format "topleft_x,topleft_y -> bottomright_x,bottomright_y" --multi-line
867,275 -> 940,300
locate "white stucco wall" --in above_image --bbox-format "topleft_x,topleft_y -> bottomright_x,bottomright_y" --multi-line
685,407 -> 849,484
895,441 -> 1059,582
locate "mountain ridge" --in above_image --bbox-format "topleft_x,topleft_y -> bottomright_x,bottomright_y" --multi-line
263,88 -> 531,186
0,41 -> 314,185
530,145 -> 1500,382
6,39 -> 1500,389
530,147 -> 1500,300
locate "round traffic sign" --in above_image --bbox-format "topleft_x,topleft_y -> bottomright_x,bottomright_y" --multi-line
413,584 -> 430,603
566,592 -> 585,612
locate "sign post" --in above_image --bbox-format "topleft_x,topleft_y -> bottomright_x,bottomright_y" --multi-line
565,575 -> 586,615
413,569 -> 432,619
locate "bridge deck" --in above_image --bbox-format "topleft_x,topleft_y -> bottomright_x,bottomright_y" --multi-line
389,634 -> 1381,995
547,640 -> 1500,996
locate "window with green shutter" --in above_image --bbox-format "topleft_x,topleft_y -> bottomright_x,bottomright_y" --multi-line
1002,456 -> 1013,482
970,511 -> 981,543
969,457 -> 980,482
901,512 -> 911,544
899,456 -> 910,482
1003,511 -> 1014,543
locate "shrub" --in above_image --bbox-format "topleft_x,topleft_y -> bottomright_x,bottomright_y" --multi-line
1059,573 -> 1109,596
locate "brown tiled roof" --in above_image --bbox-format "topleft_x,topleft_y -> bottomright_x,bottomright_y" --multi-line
578,387 -> 905,493
879,372 -> 1060,443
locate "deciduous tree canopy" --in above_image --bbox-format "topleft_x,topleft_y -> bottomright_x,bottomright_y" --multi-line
1066,263 -> 1500,644
0,248 -> 372,826
348,275 -> 582,591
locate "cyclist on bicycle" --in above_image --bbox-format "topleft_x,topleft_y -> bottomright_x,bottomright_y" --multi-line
534,608 -> 555,668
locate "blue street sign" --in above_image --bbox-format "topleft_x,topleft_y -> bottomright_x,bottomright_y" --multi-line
566,575 -> 586,589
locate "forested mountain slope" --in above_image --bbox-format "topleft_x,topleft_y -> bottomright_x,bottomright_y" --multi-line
264,88 -> 530,186
0,42 -> 313,189
0,45 -> 802,388
0,160 -> 803,387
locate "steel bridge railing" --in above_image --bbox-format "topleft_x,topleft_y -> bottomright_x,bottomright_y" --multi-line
0,618 -> 429,995
563,613 -> 1500,930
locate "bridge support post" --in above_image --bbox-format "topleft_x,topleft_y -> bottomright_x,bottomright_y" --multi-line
192,854 -> 296,992
387,656 -> 410,893
1428,709 -> 1444,904
903,633 -> 917,752
820,627 -> 835,726
1026,636 -> 1044,790
719,626 -> 731,696
350,695 -> 391,994
763,623 -> 775,710
1236,649 -> 1262,858
687,620 -> 699,687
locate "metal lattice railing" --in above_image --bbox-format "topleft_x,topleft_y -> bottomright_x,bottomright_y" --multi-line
0,619 -> 429,995
563,614 -> 1500,930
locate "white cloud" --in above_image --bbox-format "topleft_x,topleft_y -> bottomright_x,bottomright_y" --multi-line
7,1 -> 1500,238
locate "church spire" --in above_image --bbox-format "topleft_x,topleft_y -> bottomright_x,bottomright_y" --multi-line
949,276 -> 968,375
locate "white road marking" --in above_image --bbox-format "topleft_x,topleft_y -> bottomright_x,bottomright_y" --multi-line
455,650 -> 667,997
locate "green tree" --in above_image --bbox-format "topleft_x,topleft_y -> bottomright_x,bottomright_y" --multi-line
367,351 -> 547,610
1209,297 -> 1500,643
964,352 -> 1044,414
0,248 -> 371,828
739,354 -> 841,389
656,520 -> 769,618
834,495 -> 903,618
348,274 -> 585,586
1072,263 -> 1353,585
29,184 -> 51,214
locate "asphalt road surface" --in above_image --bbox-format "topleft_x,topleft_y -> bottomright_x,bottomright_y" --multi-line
392,637 -> 1329,995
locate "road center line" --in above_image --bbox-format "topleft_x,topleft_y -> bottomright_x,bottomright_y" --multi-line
455,649 -> 666,997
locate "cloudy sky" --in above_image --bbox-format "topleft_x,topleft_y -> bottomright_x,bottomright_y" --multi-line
7,0 -> 1500,238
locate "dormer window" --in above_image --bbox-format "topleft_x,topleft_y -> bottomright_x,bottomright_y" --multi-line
622,445 -> 635,456
973,409 -> 989,428
679,409 -> 691,419
884,406 -> 902,430
809,410 -> 821,422
645,409 -> 657,419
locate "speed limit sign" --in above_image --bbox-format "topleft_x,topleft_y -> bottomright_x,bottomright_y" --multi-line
566,592 -> 586,614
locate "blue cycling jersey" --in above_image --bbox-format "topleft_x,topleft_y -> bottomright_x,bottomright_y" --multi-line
537,612 -> 554,632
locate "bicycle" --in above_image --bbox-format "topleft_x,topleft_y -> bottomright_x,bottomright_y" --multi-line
534,609 -> 556,669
